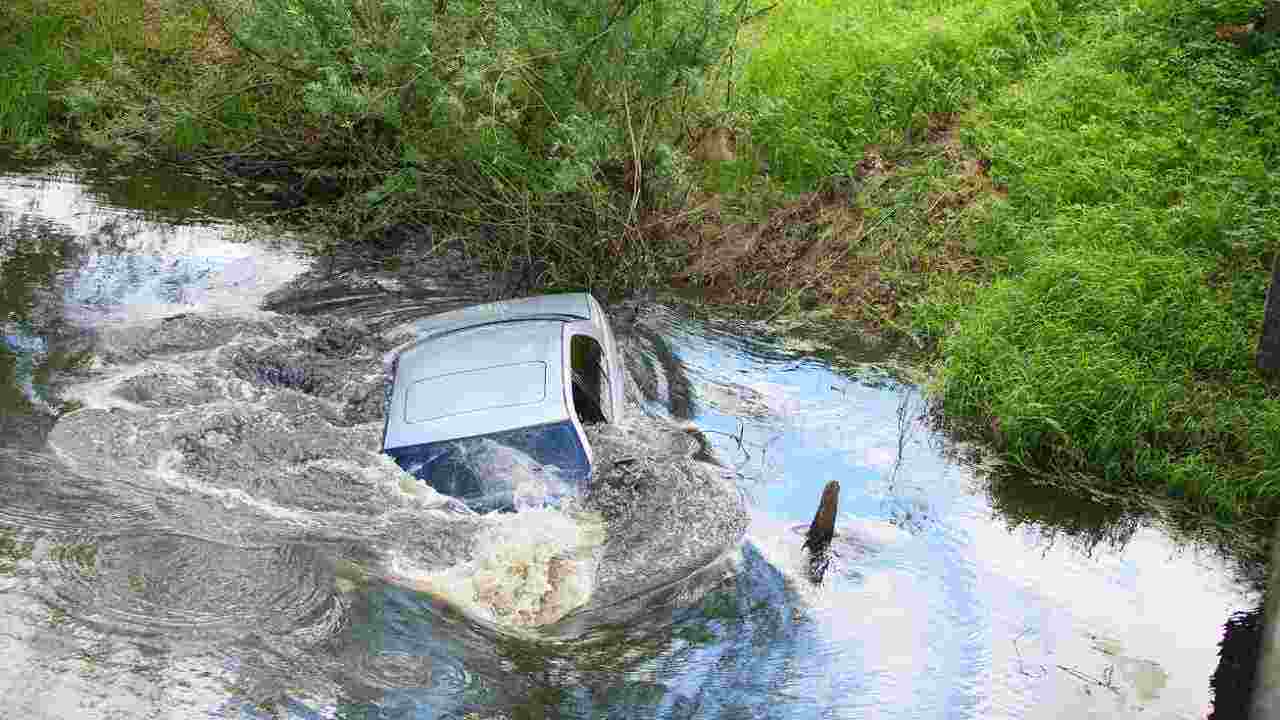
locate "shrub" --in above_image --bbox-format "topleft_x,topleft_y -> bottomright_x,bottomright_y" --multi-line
231,0 -> 745,190
221,0 -> 747,289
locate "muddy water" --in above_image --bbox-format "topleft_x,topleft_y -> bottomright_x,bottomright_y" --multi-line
0,157 -> 1267,719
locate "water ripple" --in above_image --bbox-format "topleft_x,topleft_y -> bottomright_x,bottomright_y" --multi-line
45,533 -> 339,640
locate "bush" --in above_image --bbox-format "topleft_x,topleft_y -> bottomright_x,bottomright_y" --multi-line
221,0 -> 747,289
232,0 -> 744,189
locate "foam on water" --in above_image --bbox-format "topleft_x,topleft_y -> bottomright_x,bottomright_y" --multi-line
44,308 -> 622,634
392,507 -> 607,631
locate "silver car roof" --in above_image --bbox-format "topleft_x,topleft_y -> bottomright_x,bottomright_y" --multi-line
383,293 -> 618,452
383,319 -> 570,451
405,293 -> 594,342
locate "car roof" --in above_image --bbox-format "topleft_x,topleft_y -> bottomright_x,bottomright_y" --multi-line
382,318 -> 571,451
407,293 -> 594,342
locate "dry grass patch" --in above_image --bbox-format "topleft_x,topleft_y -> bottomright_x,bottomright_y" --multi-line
671,112 -> 1002,330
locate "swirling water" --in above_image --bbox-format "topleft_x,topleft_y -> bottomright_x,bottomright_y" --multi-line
0,157 -> 1265,719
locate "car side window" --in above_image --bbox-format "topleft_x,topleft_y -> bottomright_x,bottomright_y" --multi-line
569,334 -> 611,424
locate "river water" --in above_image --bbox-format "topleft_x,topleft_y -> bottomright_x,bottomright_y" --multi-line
0,158 -> 1268,719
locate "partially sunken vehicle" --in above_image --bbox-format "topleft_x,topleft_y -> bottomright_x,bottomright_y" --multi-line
382,293 -> 625,512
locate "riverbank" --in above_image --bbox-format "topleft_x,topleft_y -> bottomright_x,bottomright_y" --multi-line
715,0 -> 1280,525
4,0 -> 1280,524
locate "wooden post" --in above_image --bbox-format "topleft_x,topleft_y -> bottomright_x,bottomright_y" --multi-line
804,481 -> 840,551
803,480 -> 840,584
1250,522 -> 1280,718
1257,253 -> 1280,375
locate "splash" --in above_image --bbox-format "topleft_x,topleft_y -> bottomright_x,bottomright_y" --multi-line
41,306 -> 749,639
393,507 -> 606,630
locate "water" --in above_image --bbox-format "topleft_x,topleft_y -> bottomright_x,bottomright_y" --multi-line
0,157 -> 1267,719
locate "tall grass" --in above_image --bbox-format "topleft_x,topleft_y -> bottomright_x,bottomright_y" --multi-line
0,13 -> 71,144
0,0 -> 220,149
936,0 -> 1280,519
737,0 -> 1078,185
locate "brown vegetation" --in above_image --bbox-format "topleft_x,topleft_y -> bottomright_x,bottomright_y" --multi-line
666,112 -> 998,329
688,126 -> 738,164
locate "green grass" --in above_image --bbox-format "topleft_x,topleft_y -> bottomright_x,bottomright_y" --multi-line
723,0 -> 1280,521
933,0 -> 1280,520
0,0 -> 747,295
737,0 -> 1081,185
0,0 -> 240,151
0,14 -> 72,144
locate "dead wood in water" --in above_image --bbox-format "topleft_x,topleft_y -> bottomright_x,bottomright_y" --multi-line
803,480 -> 840,584
805,480 -> 840,550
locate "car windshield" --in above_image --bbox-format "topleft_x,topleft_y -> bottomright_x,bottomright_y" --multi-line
385,421 -> 591,513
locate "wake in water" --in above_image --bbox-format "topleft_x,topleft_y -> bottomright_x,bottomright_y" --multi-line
43,309 -> 748,637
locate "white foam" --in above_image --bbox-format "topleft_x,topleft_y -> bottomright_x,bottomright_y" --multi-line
59,360 -> 189,412
153,450 -> 314,525
394,507 -> 606,631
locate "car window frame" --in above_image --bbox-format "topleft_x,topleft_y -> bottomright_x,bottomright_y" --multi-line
561,320 -> 613,466
585,294 -> 625,418
568,333 -> 611,425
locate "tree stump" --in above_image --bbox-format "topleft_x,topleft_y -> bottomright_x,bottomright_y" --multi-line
804,481 -> 840,551
803,480 -> 840,584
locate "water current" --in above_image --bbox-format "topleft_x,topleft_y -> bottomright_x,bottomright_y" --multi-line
0,157 -> 1268,719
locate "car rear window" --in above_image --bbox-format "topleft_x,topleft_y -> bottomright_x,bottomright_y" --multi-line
385,421 -> 591,513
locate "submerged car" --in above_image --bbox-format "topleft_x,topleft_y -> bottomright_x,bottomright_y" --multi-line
381,293 -> 625,512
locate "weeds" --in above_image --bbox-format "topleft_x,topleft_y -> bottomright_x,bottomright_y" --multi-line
0,0 -> 749,292
678,122 -> 999,333
0,13 -> 72,145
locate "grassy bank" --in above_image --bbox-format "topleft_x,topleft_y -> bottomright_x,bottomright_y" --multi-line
4,0 -> 1280,521
937,0 -> 1280,521
715,0 -> 1280,520
738,0 -> 1080,185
